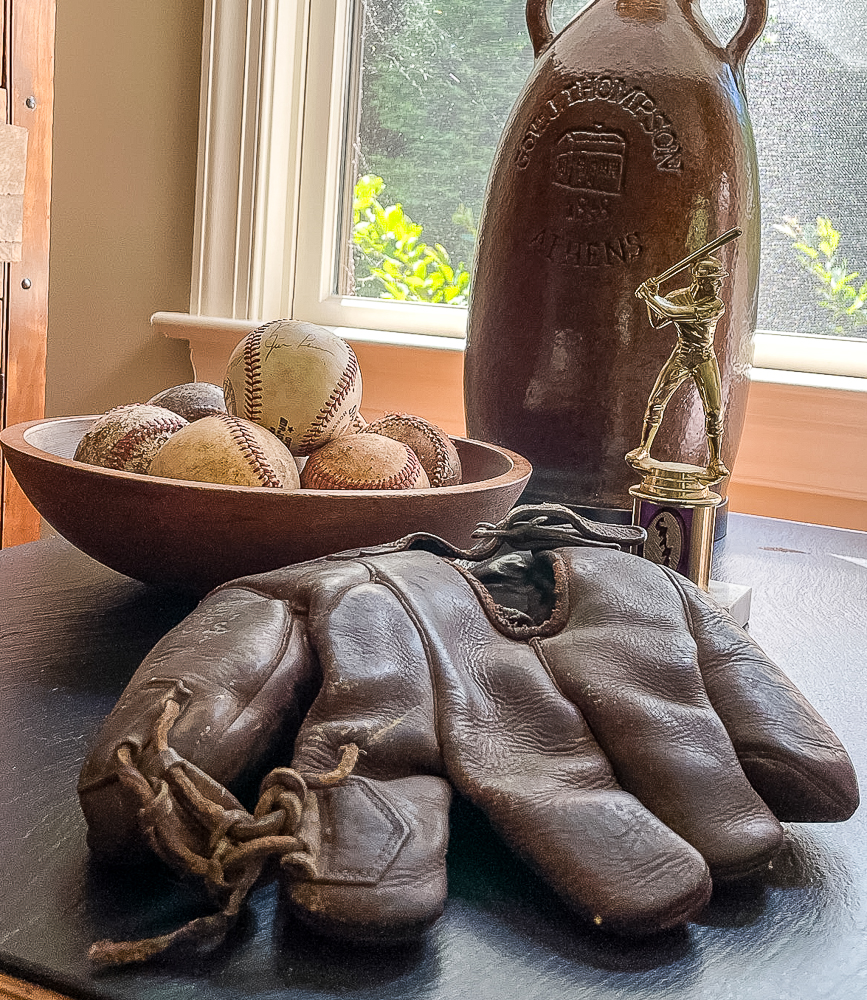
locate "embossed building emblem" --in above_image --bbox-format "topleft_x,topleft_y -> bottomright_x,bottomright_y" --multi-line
553,127 -> 626,194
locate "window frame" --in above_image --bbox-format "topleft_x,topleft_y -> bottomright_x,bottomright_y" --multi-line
191,0 -> 470,338
159,0 -> 864,528
187,0 -> 867,379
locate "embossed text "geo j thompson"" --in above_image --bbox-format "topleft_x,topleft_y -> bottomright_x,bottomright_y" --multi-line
516,75 -> 683,172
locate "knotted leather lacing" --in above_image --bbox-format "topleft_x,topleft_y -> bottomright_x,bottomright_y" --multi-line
451,504 -> 646,639
89,682 -> 359,967
469,503 -> 645,554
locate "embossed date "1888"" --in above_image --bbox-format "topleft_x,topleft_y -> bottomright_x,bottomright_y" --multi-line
529,229 -> 643,268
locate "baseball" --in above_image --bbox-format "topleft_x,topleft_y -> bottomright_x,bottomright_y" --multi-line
300,433 -> 430,491
148,413 -> 300,489
363,412 -> 462,487
348,411 -> 369,433
147,382 -> 227,422
74,404 -> 188,474
223,319 -> 363,456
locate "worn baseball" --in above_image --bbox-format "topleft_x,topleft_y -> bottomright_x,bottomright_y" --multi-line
74,404 -> 188,474
147,382 -> 227,422
363,412 -> 462,487
300,433 -> 430,491
348,411 -> 369,433
148,413 -> 300,489
223,319 -> 363,456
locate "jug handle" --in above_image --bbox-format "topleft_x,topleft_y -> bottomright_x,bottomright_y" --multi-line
526,0 -> 555,58
725,0 -> 768,75
528,0 -> 769,72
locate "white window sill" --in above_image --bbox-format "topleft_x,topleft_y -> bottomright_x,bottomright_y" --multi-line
752,332 -> 867,384
152,311 -> 867,388
151,309 -> 867,531
751,367 -> 867,392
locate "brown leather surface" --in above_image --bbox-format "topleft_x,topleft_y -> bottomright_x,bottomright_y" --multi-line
78,515 -> 858,956
3,522 -> 867,999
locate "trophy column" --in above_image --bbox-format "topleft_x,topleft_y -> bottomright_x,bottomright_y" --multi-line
629,465 -> 721,590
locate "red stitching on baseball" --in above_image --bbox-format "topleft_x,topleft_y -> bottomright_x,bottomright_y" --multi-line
365,413 -> 455,487
216,413 -> 283,488
243,325 -> 265,422
303,443 -> 423,491
299,347 -> 359,452
108,414 -> 187,465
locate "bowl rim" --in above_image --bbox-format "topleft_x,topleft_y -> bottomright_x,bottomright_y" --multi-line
0,415 -> 532,498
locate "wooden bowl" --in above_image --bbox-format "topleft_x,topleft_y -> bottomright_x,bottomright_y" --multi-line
1,416 -> 531,595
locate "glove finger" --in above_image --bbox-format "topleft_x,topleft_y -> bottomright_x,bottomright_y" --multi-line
78,586 -> 319,862
445,635 -> 712,935
481,785 -> 712,936
283,774 -> 451,942
545,548 -> 784,879
672,575 -> 859,822
380,566 -> 715,936
283,580 -> 450,939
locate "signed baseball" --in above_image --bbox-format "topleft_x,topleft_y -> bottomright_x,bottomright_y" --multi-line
74,404 -> 188,473
147,382 -> 227,422
300,433 -> 430,491
223,319 -> 363,456
148,413 -> 300,489
363,412 -> 462,487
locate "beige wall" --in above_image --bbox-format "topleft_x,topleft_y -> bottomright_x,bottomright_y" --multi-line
46,1 -> 203,417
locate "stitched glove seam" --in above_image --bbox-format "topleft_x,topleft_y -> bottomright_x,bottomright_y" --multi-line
738,748 -> 855,813
659,565 -> 698,633
359,560 -> 445,764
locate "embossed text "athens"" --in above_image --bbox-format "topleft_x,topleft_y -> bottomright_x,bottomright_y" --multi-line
529,230 -> 643,267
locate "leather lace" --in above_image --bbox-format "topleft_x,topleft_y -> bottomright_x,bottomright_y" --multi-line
89,683 -> 358,968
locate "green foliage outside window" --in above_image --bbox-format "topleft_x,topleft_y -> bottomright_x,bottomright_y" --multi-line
351,2 -> 867,343
352,175 -> 472,304
356,1 -> 534,252
775,216 -> 867,336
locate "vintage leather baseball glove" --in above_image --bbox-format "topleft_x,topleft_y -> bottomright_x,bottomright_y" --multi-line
77,505 -> 858,965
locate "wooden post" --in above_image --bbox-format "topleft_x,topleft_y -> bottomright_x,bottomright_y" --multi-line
1,0 -> 55,546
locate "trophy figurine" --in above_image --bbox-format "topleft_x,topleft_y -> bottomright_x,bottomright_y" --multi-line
626,228 -> 743,594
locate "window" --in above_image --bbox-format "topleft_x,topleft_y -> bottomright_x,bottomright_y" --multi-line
345,1 -> 867,343
150,0 -> 864,529
186,0 -> 867,379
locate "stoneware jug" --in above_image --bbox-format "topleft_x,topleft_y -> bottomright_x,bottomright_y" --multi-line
464,0 -> 767,518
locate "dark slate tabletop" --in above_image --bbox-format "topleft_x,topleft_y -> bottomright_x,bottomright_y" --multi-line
1,515 -> 866,1000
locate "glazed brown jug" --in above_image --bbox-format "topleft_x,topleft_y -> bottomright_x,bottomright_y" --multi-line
464,0 -> 767,519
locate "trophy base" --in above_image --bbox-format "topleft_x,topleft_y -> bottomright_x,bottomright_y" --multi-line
630,462 -> 722,590
625,457 -> 724,501
707,580 -> 752,629
517,467 -> 730,537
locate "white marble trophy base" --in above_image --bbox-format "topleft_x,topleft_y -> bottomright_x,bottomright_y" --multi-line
708,579 -> 752,628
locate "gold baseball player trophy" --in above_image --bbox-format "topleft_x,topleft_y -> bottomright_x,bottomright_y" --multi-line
626,228 -> 744,598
